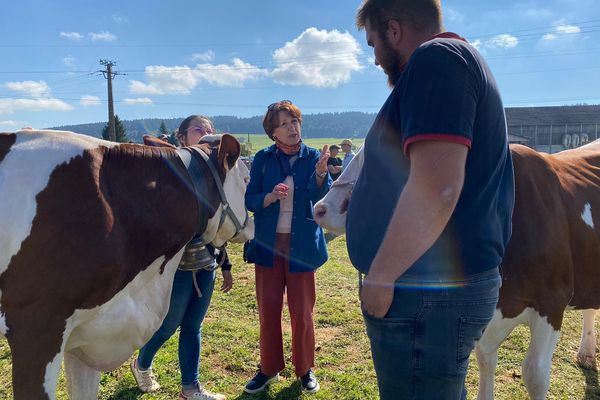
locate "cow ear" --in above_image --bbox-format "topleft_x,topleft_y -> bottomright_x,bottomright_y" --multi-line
143,135 -> 176,149
218,134 -> 241,171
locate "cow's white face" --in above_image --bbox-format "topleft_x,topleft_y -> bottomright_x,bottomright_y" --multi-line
211,158 -> 254,247
197,134 -> 253,247
313,145 -> 364,234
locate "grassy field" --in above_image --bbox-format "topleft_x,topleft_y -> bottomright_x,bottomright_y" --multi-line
230,135 -> 364,156
1,236 -> 600,399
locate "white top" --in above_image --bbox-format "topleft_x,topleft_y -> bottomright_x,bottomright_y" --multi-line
276,175 -> 295,233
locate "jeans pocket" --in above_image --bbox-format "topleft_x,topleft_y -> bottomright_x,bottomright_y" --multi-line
362,310 -> 415,350
363,311 -> 416,394
457,315 -> 493,374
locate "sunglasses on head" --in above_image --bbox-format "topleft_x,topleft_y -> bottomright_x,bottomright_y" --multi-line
267,99 -> 292,111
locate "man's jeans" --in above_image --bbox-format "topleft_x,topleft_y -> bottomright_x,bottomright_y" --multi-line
362,268 -> 501,400
138,268 -> 216,386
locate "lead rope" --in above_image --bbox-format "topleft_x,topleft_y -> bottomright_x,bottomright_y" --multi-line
192,272 -> 203,298
191,247 -> 228,298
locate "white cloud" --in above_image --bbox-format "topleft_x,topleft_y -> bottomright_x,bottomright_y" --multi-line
80,95 -> 101,107
129,59 -> 268,95
471,34 -> 519,52
112,13 -> 129,24
129,65 -> 198,95
270,27 -> 363,88
129,28 -> 365,94
129,80 -> 166,95
487,34 -> 519,48
445,8 -> 465,23
0,98 -> 73,115
123,97 -> 153,105
557,25 -> 581,34
63,55 -> 76,68
89,31 -> 117,42
191,50 -> 215,62
193,58 -> 268,87
5,80 -> 51,97
59,31 -> 83,40
543,24 -> 581,40
471,39 -> 483,50
1,80 -> 73,115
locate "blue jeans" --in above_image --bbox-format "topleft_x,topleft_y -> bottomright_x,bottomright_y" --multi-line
362,268 -> 501,400
138,268 -> 216,386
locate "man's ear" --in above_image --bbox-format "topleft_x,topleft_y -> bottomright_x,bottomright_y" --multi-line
387,19 -> 403,46
218,134 -> 241,171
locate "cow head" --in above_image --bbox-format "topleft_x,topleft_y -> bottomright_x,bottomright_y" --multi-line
313,145 -> 364,234
201,134 -> 254,247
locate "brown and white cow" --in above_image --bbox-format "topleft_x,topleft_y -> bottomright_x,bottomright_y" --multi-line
314,140 -> 600,400
313,145 -> 363,234
0,129 -> 254,400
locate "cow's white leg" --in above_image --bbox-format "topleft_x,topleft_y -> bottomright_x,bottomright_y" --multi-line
522,312 -> 560,400
577,309 -> 597,369
64,352 -> 100,400
476,310 -> 522,400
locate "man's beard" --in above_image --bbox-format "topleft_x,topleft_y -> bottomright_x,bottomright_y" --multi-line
380,35 -> 404,87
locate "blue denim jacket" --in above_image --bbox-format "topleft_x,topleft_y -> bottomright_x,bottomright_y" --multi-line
245,143 -> 331,272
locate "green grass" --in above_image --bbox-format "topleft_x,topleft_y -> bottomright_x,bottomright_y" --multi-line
230,135 -> 364,156
2,236 -> 600,399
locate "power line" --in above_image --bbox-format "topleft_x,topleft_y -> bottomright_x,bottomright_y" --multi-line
1,44 -> 600,77
0,18 -> 598,49
469,19 -> 600,40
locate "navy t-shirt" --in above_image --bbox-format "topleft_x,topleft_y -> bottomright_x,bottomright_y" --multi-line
327,156 -> 343,180
346,33 -> 515,280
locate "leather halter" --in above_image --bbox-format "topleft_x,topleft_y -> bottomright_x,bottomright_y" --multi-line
176,146 -> 250,243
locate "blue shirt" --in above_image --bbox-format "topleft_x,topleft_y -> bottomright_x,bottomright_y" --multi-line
245,143 -> 332,272
342,152 -> 355,171
346,33 -> 515,280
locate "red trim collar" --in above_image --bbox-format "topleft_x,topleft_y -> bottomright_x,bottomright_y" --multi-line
429,31 -> 468,43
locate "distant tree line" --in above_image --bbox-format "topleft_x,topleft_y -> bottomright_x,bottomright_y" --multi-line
50,112 -> 378,143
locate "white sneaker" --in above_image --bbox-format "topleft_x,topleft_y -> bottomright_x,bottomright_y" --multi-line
130,358 -> 160,393
179,385 -> 226,400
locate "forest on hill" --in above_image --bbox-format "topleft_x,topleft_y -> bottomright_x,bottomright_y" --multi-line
50,112 -> 377,143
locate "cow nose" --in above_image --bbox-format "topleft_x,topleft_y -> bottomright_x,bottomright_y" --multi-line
314,203 -> 327,221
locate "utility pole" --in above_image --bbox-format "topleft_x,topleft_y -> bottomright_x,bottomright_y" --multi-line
99,60 -> 120,142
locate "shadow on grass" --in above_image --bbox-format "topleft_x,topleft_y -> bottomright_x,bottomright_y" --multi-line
578,363 -> 600,399
232,381 -> 303,400
324,231 -> 339,243
105,385 -> 145,400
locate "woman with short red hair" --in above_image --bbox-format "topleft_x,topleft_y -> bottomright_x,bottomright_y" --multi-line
244,100 -> 331,394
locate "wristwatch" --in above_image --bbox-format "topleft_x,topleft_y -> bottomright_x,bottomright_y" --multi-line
317,170 -> 327,178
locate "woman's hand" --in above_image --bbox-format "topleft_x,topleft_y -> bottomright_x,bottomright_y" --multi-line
220,270 -> 233,293
264,182 -> 289,207
316,145 -> 330,176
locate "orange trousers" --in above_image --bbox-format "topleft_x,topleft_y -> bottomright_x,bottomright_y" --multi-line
255,233 -> 316,377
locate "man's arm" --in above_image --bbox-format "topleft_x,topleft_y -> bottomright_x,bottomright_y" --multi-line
361,140 -> 468,317
328,164 -> 342,174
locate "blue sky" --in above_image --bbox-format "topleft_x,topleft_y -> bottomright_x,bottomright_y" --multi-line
1,0 -> 599,131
